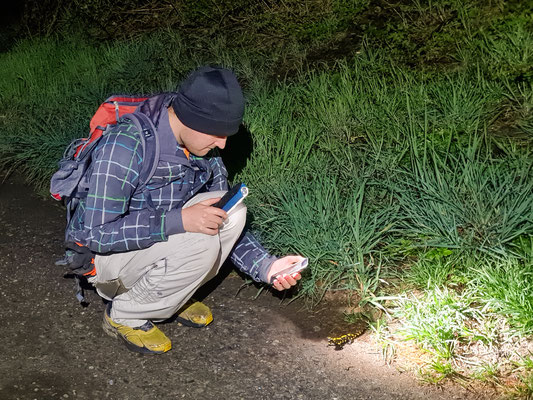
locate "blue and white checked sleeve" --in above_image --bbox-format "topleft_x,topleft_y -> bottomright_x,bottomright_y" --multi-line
230,232 -> 278,283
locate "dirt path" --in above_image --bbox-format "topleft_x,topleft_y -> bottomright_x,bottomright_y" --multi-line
0,175 -> 484,400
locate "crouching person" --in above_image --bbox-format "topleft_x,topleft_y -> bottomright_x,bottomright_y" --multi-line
64,66 -> 304,354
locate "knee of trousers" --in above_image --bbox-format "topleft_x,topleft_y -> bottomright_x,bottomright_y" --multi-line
165,231 -> 222,271
200,233 -> 222,262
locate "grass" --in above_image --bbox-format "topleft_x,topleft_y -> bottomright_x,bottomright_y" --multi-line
1,1 -> 533,395
370,254 -> 533,394
473,257 -> 533,334
397,134 -> 533,256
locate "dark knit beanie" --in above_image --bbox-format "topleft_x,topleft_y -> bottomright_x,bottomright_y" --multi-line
172,66 -> 244,136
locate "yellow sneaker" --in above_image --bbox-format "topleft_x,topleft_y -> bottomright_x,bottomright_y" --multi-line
176,300 -> 213,328
102,304 -> 171,354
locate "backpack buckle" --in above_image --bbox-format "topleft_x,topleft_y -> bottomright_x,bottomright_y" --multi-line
142,127 -> 152,138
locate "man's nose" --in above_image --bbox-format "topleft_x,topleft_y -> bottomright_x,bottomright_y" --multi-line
215,136 -> 227,149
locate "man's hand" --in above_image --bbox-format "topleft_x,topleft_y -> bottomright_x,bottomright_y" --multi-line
182,197 -> 228,235
267,255 -> 305,291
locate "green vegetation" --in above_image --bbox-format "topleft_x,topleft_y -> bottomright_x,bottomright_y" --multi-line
1,0 -> 532,395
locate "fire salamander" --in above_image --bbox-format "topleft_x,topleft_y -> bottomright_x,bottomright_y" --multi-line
327,326 -> 366,350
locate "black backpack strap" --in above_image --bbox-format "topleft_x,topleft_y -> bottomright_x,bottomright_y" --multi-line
122,112 -> 160,210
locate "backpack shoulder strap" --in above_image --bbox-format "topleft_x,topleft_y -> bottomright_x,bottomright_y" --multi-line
122,112 -> 160,207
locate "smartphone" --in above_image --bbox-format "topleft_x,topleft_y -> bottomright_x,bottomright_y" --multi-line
270,258 -> 309,284
212,183 -> 249,213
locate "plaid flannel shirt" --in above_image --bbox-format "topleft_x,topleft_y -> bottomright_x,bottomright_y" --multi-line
66,103 -> 276,283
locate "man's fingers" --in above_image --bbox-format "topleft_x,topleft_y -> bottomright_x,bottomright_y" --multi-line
204,227 -> 219,236
200,202 -> 227,220
182,198 -> 230,234
201,221 -> 220,235
272,275 -> 294,291
206,219 -> 222,230
280,279 -> 291,290
284,275 -> 297,285
274,275 -> 294,286
210,207 -> 228,220
204,212 -> 226,227
282,276 -> 294,288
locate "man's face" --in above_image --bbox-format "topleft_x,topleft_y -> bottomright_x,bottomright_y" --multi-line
179,125 -> 227,156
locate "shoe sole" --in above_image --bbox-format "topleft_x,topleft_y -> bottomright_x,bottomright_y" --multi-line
175,315 -> 212,328
102,315 -> 167,355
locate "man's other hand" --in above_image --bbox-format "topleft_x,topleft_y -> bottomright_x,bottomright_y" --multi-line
267,256 -> 305,291
182,197 -> 228,235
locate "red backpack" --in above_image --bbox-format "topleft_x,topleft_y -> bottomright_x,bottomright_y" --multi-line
51,95 -> 151,200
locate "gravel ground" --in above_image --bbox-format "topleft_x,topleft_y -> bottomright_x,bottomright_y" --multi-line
0,175 -> 486,400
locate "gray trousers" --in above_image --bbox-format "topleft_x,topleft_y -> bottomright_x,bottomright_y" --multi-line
94,191 -> 246,327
